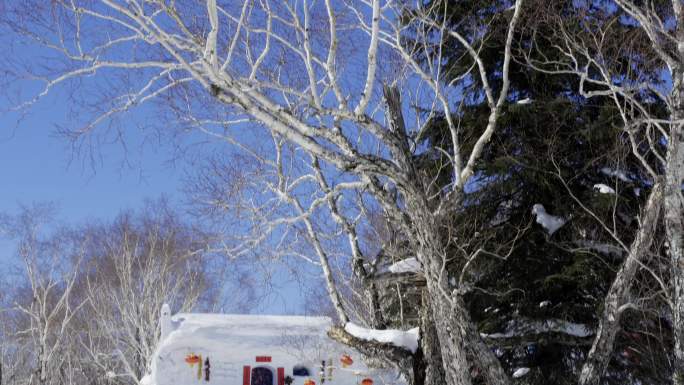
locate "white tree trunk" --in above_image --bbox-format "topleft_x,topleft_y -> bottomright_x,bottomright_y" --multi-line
667,68 -> 684,385
579,183 -> 663,385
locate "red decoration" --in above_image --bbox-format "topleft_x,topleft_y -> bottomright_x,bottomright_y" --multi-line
277,367 -> 285,385
185,354 -> 201,364
304,380 -> 316,385
256,356 -> 272,363
361,378 -> 374,385
340,354 -> 353,368
243,366 -> 251,385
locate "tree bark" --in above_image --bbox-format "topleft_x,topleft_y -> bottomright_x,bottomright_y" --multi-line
419,293 -> 445,385
579,183 -> 663,385
402,184 -> 513,385
667,68 -> 684,385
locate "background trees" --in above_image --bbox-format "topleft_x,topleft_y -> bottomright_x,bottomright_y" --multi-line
0,202 -> 237,385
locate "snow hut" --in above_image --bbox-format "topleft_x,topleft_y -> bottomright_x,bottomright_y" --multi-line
141,308 -> 403,385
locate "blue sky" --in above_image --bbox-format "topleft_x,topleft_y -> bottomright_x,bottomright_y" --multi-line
0,98 -> 182,261
0,104 -> 308,314
0,82 -> 310,315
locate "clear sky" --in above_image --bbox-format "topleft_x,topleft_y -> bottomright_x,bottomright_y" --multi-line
0,81 -> 308,315
0,96 -> 182,262
0,106 -> 309,314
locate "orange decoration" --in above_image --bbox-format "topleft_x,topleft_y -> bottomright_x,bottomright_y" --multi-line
361,378 -> 373,385
185,354 -> 201,364
340,354 -> 353,368
304,380 -> 316,385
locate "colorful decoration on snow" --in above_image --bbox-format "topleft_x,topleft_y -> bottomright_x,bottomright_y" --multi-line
255,356 -> 272,363
185,354 -> 201,365
361,378 -> 373,385
304,379 -> 316,385
340,354 -> 353,368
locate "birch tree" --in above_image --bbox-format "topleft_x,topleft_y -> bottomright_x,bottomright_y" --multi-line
0,0 -> 527,384
1,208 -> 89,385
75,205 -> 224,384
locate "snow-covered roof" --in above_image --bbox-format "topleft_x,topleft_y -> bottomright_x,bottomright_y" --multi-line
142,309 -> 403,385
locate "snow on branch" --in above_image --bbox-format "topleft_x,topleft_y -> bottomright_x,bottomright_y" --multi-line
531,204 -> 567,235
344,322 -> 420,353
387,257 -> 421,274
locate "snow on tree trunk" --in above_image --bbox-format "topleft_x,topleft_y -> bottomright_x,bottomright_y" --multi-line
579,183 -> 663,385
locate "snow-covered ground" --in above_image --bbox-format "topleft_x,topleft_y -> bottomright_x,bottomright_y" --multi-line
141,310 -> 403,385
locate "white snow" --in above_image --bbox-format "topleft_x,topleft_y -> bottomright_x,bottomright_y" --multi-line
593,184 -> 616,194
388,257 -> 421,274
539,301 -> 551,308
576,241 -> 623,258
512,367 -> 530,378
516,98 -> 532,104
105,371 -> 116,379
344,322 -> 420,353
481,318 -> 592,339
144,312 -> 403,385
601,167 -> 631,182
531,204 -> 566,235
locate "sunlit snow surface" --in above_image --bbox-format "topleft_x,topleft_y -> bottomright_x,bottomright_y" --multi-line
141,313 -> 403,385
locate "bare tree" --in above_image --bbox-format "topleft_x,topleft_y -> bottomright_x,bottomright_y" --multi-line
0,1 -> 531,383
2,208 -> 89,385
76,210 -> 211,383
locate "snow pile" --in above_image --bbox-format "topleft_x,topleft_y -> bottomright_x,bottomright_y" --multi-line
539,301 -> 551,308
601,167 -> 631,182
531,204 -> 566,235
388,257 -> 421,274
481,318 -> 592,339
512,367 -> 530,378
516,98 -> 532,105
593,184 -> 616,194
344,323 -> 420,353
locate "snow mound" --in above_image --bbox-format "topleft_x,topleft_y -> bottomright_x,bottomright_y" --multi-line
512,367 -> 530,378
344,322 -> 420,353
144,312 -> 404,385
593,184 -> 616,194
531,204 -> 566,235
388,257 -> 421,274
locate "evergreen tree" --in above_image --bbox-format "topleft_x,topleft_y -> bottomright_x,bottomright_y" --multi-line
393,1 -> 672,383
